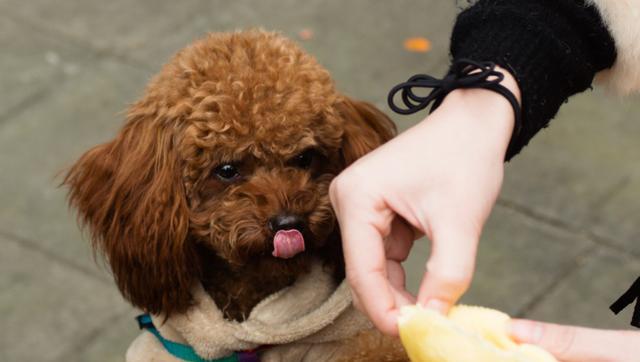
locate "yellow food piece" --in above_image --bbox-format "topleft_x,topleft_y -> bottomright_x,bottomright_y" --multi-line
398,305 -> 557,362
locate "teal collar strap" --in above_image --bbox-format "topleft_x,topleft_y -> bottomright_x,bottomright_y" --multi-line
136,314 -> 260,362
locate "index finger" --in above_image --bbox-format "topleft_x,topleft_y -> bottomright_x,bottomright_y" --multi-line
340,213 -> 401,335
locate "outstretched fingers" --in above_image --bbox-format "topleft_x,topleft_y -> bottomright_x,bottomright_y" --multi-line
511,319 -> 640,362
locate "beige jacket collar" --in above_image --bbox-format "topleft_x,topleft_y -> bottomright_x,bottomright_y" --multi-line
127,260 -> 370,361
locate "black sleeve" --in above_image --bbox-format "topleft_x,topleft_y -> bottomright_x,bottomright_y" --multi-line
450,0 -> 617,160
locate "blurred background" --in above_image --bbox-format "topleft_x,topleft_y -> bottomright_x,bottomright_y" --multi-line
1,0 -> 639,361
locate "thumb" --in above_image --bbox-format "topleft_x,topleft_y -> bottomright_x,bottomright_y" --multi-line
416,227 -> 478,313
510,319 -> 639,362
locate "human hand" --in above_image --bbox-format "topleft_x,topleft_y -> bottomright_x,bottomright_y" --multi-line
511,319 -> 640,361
329,67 -> 520,335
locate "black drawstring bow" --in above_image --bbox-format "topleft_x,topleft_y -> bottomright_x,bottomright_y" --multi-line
388,59 -> 522,156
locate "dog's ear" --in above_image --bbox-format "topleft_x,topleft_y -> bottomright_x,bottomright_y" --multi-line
336,97 -> 396,166
64,105 -> 198,316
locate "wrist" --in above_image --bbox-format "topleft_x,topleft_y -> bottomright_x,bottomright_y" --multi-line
434,66 -> 520,154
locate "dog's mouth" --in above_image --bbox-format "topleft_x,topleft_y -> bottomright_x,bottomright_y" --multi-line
272,229 -> 306,259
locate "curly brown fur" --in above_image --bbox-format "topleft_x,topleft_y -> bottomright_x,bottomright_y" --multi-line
64,30 -> 395,323
336,329 -> 408,362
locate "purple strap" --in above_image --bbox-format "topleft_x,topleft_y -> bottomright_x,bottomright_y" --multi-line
237,350 -> 260,362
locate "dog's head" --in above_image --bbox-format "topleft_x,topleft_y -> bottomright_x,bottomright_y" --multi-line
64,30 -> 395,316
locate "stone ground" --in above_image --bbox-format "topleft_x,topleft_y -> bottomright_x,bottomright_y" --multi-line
1,1 -> 639,361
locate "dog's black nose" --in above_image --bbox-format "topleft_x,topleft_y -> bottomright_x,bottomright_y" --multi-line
268,214 -> 305,232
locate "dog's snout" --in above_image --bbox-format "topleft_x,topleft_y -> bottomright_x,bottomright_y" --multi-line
268,214 -> 305,232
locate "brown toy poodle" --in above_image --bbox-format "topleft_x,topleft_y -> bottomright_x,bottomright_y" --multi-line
65,30 -> 407,361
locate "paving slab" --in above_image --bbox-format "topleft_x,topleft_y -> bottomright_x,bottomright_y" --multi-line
591,170 -> 640,256
0,58 -> 150,270
1,0 -> 204,63
526,247 -> 640,330
131,0 -> 456,129
64,309 -> 141,362
501,90 -> 640,230
0,15 -> 90,119
405,204 -> 595,316
0,235 -> 132,362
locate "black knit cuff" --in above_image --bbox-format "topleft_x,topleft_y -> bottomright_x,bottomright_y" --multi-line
450,0 -> 616,160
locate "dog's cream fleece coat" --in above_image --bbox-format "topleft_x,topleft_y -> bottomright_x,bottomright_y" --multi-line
126,261 -> 372,362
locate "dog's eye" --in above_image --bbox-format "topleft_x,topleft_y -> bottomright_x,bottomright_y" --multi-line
213,164 -> 240,181
292,149 -> 316,169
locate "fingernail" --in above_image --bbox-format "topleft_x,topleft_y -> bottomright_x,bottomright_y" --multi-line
510,319 -> 542,343
422,299 -> 449,315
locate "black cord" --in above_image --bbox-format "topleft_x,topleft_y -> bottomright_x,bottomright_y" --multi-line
388,59 -> 522,157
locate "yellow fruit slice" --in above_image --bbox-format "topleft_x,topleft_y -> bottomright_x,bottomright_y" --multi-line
398,305 -> 557,362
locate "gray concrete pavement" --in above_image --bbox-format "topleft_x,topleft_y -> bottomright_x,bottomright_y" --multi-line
1,1 -> 638,360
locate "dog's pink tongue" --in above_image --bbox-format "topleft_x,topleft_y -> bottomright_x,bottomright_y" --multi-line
272,229 -> 305,259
